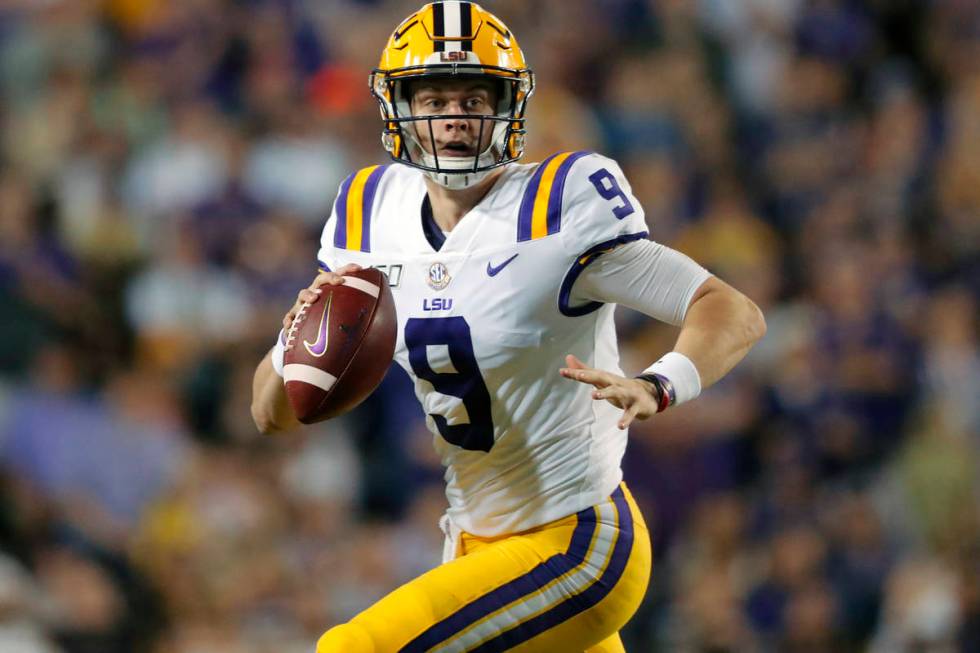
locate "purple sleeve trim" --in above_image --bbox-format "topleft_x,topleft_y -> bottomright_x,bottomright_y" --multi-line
557,231 -> 649,317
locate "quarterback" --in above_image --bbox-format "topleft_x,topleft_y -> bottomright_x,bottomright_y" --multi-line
252,2 -> 765,652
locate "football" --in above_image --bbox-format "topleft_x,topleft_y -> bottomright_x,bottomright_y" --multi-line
282,268 -> 397,424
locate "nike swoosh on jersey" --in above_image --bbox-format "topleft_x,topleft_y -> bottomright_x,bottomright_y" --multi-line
486,253 -> 519,277
303,295 -> 332,357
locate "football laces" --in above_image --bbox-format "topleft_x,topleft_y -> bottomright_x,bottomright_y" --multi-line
284,303 -> 310,352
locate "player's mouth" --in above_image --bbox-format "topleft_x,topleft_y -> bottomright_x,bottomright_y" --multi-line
438,141 -> 477,157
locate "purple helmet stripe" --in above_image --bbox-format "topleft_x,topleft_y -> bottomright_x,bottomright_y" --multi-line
432,1 -> 445,51
460,2 -> 473,48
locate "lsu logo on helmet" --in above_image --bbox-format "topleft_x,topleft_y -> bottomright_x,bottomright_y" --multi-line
370,2 -> 535,189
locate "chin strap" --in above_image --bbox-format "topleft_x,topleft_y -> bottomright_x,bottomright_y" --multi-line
416,139 -> 503,189
403,112 -> 510,189
426,167 -> 496,190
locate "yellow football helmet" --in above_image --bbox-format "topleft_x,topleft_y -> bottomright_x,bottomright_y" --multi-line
370,1 -> 535,189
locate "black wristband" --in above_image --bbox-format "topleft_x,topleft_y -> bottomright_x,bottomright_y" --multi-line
635,373 -> 675,412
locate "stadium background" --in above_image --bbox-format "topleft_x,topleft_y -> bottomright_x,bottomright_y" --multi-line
0,0 -> 977,651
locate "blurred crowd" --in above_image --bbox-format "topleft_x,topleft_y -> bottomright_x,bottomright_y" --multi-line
0,0 -> 977,651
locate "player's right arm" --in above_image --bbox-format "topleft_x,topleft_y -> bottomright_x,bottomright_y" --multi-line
250,264 -> 361,434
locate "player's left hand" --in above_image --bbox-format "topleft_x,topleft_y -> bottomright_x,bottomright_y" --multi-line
560,354 -> 660,430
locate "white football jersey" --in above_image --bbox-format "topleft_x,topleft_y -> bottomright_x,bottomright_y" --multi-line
317,151 -> 649,537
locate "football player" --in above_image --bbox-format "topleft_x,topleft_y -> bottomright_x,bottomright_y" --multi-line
251,2 -> 766,651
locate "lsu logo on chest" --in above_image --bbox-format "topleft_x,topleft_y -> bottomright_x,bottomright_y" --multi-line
423,261 -> 454,311
423,297 -> 453,311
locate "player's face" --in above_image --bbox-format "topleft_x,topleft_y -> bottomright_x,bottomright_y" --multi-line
409,79 -> 498,159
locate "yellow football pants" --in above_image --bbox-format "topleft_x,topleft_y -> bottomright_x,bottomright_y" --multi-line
318,483 -> 651,652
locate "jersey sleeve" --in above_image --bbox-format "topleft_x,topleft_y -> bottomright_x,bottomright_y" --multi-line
316,195 -> 347,272
548,153 -> 651,315
557,153 -> 649,255
316,164 -> 391,271
571,239 -> 712,325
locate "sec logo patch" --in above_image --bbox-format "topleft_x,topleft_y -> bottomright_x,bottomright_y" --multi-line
427,262 -> 451,291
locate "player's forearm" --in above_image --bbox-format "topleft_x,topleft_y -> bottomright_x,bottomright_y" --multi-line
673,277 -> 766,390
251,351 -> 300,434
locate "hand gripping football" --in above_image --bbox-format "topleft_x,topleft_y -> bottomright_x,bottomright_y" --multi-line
283,268 -> 397,424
